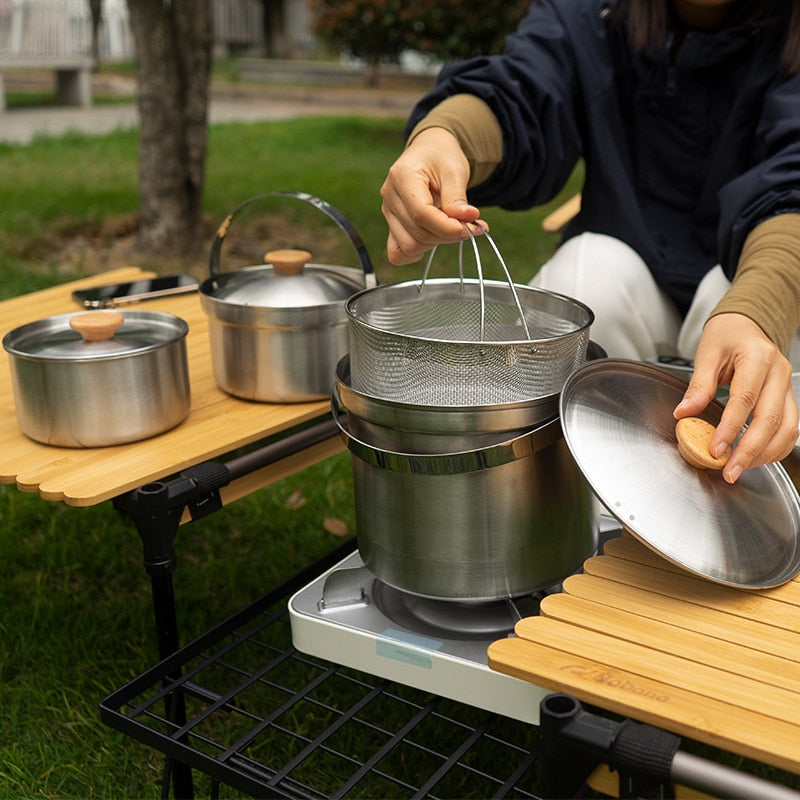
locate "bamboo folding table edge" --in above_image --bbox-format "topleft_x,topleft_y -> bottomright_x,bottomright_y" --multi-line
488,533 -> 800,777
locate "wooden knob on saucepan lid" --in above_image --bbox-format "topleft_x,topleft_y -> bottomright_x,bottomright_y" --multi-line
264,249 -> 312,276
69,311 -> 125,342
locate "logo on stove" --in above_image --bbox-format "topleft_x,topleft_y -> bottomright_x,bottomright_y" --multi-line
560,664 -> 670,703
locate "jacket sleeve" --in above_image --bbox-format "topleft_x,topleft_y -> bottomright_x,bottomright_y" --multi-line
404,0 -> 589,209
718,70 -> 800,277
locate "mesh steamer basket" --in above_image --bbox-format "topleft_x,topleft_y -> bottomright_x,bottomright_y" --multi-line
346,228 -> 594,405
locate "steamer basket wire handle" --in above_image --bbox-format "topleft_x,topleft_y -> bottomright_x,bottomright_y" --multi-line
418,222 -> 531,341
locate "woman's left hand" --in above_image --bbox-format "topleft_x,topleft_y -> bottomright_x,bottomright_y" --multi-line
673,313 -> 799,483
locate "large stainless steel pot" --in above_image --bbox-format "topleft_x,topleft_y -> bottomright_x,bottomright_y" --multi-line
332,394 -> 596,602
3,309 -> 190,447
200,191 -> 375,402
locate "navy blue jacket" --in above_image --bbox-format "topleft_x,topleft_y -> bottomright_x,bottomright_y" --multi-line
406,0 -> 800,314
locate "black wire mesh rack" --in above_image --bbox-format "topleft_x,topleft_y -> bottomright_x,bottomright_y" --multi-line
100,540 -> 549,799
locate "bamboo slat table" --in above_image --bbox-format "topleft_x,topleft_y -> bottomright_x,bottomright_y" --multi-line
489,532 -> 800,792
0,267 -> 343,506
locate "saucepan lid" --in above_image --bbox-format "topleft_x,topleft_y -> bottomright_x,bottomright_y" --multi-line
559,358 -> 800,588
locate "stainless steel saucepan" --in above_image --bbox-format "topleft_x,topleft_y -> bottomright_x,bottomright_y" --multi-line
3,309 -> 190,447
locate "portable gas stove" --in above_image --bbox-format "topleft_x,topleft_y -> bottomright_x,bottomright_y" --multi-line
290,516 -> 621,725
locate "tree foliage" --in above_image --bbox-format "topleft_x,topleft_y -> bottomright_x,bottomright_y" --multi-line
401,0 -> 531,61
310,0 -> 530,71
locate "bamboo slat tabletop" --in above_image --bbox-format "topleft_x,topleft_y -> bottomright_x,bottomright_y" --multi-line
0,269 -> 336,506
488,533 -> 800,775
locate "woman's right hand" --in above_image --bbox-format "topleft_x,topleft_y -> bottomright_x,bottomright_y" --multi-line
380,127 -> 484,264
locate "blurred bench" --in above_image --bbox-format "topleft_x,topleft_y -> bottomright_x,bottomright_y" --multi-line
0,57 -> 93,112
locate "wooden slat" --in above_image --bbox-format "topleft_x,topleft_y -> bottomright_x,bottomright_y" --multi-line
541,192 -> 581,233
539,592 -> 800,693
513,615 -> 798,726
605,533 -> 800,587
561,572 -> 800,663
0,271 -> 334,506
583,555 -> 800,629
489,536 -> 800,778
487,635 -> 800,774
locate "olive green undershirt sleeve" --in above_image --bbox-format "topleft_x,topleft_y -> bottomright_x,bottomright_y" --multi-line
406,94 -> 504,188
709,213 -> 800,353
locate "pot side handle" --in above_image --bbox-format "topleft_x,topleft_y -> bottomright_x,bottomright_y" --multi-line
209,191 -> 376,287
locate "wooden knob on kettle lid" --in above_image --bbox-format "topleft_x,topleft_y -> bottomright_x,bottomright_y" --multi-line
264,249 -> 312,276
69,311 -> 125,341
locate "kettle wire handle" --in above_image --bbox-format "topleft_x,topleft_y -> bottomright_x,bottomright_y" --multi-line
208,190 -> 377,287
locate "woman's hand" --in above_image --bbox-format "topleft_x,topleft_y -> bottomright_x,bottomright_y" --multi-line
673,313 -> 799,483
380,127 -> 484,264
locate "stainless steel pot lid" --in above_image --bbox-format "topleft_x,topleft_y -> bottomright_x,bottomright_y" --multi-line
559,358 -> 800,588
203,248 -> 362,310
3,310 -> 188,361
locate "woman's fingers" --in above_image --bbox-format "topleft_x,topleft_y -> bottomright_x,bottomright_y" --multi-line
380,128 -> 482,264
674,313 -> 798,483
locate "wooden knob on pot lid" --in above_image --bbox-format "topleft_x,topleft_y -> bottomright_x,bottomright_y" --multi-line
675,416 -> 731,470
264,249 -> 312,276
69,311 -> 125,341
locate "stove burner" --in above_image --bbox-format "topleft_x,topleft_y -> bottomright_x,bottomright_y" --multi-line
372,580 -> 545,640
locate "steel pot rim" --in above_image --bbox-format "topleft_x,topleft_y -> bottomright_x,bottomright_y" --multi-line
332,384 -> 563,474
335,354 -> 558,432
345,278 -> 594,347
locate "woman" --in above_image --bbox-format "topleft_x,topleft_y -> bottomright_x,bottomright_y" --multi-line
381,0 -> 800,483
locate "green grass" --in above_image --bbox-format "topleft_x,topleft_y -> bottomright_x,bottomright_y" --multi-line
0,114 -> 580,287
0,458 -> 357,798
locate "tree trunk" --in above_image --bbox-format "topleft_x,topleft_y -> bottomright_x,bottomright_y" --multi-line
126,0 -> 213,258
261,0 -> 286,58
88,0 -> 102,65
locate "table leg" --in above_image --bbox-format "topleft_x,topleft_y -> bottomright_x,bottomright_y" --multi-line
115,479 -> 205,800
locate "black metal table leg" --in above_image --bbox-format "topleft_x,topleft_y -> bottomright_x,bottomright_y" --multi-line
114,478 -> 212,800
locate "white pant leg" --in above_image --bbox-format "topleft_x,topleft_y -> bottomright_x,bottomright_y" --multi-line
676,264 -> 731,359
530,233 -> 681,360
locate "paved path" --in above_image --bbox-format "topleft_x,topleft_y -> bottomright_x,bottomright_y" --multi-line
0,85 -> 420,145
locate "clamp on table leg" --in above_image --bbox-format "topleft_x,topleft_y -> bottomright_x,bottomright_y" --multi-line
539,693 -> 681,799
113,416 -> 339,660
539,694 -> 800,800
113,461 -> 232,658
